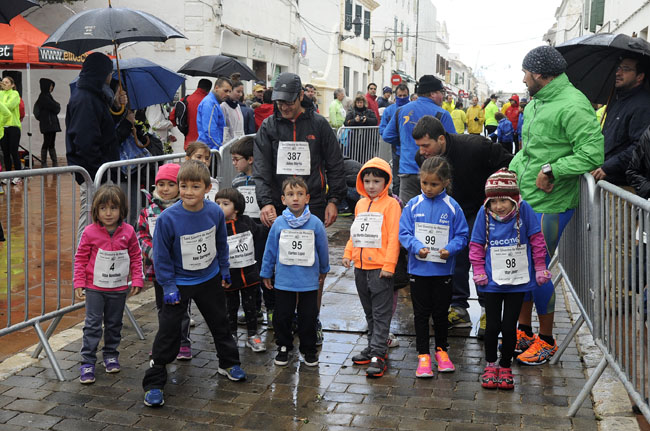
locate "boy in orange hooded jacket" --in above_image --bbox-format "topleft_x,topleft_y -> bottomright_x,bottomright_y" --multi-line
342,157 -> 401,377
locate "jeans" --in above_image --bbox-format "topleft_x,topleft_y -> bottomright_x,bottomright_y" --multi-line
354,268 -> 393,357
80,289 -> 128,365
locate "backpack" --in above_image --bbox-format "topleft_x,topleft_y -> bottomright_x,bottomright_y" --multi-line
173,96 -> 190,136
33,101 -> 41,122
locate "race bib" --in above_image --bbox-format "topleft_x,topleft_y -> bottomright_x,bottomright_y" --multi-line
414,222 -> 450,263
228,231 -> 255,268
350,212 -> 383,248
276,141 -> 310,175
93,249 -> 130,288
490,244 -> 530,285
180,226 -> 217,271
206,178 -> 220,203
279,229 -> 315,266
147,216 -> 157,237
240,186 -> 260,218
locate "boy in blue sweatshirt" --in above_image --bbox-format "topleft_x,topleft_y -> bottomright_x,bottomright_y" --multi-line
261,177 -> 330,367
490,112 -> 514,155
142,160 -> 245,408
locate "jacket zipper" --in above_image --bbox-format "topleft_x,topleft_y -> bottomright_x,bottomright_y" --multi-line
521,100 -> 542,181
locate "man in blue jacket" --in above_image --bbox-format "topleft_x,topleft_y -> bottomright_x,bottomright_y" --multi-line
197,78 -> 232,149
379,83 -> 410,196
382,75 -> 456,203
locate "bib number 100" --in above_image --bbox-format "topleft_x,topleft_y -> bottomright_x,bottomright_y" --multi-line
287,152 -> 301,161
197,243 -> 208,254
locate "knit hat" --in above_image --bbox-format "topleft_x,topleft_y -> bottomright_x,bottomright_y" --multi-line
382,86 -> 392,94
155,163 -> 180,184
484,168 -> 520,207
416,75 -> 444,94
522,45 -> 567,76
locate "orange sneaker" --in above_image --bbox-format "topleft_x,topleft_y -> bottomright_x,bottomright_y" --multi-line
514,330 -> 537,353
434,347 -> 455,372
517,337 -> 558,365
415,354 -> 433,378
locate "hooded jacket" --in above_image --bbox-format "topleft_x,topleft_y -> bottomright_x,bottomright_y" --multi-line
253,105 -> 347,211
254,103 -> 274,131
505,95 -> 520,132
509,73 -> 604,213
35,78 -> 61,134
484,100 -> 499,126
0,87 -> 21,129
197,91 -> 225,149
466,104 -> 485,134
343,158 -> 402,273
225,214 -> 264,291
626,126 -> 650,198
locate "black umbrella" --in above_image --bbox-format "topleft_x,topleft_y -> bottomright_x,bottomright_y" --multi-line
0,0 -> 39,25
556,33 -> 650,104
177,55 -> 258,81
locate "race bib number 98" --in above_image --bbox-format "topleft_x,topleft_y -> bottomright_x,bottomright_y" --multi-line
490,244 -> 530,285
278,229 -> 315,266
180,226 -> 217,271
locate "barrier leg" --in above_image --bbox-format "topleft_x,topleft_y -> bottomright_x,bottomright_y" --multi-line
568,356 -> 607,417
34,321 -> 65,382
31,315 -> 63,359
550,314 -> 584,365
124,305 -> 145,340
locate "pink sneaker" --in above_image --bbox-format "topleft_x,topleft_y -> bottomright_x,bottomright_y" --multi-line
176,346 -> 192,360
434,347 -> 455,372
415,354 -> 433,378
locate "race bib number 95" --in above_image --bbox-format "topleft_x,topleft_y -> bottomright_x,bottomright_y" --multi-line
278,229 -> 315,266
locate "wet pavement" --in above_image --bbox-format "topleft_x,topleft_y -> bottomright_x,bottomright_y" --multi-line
0,214 -> 600,430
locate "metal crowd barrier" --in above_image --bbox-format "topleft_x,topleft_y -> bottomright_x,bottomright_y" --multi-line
336,126 -> 392,164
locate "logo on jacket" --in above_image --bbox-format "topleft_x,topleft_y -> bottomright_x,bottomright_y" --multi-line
306,134 -> 316,140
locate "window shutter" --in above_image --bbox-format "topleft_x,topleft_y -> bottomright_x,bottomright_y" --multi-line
364,11 -> 370,40
355,5 -> 362,36
345,0 -> 352,31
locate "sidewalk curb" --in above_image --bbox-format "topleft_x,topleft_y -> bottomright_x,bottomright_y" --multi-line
560,281 -> 639,431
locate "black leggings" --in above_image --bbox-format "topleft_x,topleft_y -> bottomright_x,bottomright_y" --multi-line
411,275 -> 453,354
226,284 -> 259,336
1,126 -> 21,171
42,132 -> 56,150
484,291 -> 525,368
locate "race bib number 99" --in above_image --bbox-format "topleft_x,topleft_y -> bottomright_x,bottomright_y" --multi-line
414,222 -> 449,263
180,226 -> 217,271
490,244 -> 530,285
93,249 -> 130,288
278,229 -> 315,266
276,141 -> 311,175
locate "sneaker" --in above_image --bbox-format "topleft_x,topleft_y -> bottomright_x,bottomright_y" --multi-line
387,333 -> 399,348
11,178 -> 21,185
237,313 -> 247,325
79,364 -> 95,384
352,348 -> 372,365
143,388 -> 164,407
217,365 -> 246,381
303,352 -> 319,366
275,346 -> 290,366
477,309 -> 486,339
247,335 -> 266,353
515,330 -> 537,353
366,356 -> 387,377
315,319 -> 323,346
434,347 -> 455,372
103,357 -> 120,373
176,346 -> 192,360
415,354 -> 434,378
481,365 -> 499,389
517,337 -> 558,366
497,367 -> 515,390
448,306 -> 472,328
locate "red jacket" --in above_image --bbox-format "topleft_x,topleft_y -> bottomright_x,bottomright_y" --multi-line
170,87 -> 208,148
254,103 -> 274,130
365,93 -> 380,121
505,94 -> 520,133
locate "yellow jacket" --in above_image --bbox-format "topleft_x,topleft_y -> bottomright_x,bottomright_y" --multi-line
450,108 -> 466,134
442,100 -> 455,113
466,105 -> 484,134
501,101 -> 510,114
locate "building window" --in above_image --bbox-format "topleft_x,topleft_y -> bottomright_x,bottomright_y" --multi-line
364,11 -> 371,40
355,5 -> 362,36
344,66 -> 350,96
353,71 -> 359,96
345,0 -> 353,31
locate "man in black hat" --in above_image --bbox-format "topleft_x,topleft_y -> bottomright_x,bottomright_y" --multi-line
382,74 -> 456,203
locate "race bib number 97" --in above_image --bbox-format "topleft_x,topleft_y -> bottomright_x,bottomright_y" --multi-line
278,229 -> 315,266
350,212 -> 383,248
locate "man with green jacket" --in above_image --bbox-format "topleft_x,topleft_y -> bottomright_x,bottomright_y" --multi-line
484,94 -> 499,141
510,45 -> 604,366
328,88 -> 346,129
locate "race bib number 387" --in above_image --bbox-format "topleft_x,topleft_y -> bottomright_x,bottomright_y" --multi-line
276,141 -> 311,175
180,226 -> 217,271
278,229 -> 315,266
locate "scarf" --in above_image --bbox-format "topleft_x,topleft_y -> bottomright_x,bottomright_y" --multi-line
487,206 -> 516,223
224,98 -> 239,109
282,205 -> 311,228
153,190 -> 181,209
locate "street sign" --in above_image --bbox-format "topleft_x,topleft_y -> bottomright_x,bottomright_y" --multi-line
391,74 -> 402,86
300,38 -> 307,58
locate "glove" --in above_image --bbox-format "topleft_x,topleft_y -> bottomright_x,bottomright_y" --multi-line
474,117 -> 479,122
222,274 -> 232,285
536,269 -> 552,286
163,289 -> 181,305
473,273 -> 488,286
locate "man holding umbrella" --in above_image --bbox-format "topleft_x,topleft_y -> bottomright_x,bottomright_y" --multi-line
197,78 -> 232,149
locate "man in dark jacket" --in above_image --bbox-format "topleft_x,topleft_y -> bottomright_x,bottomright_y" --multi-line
593,55 -> 650,187
35,78 -> 61,167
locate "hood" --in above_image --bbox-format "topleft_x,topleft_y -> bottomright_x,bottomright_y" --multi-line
356,157 -> 393,200
76,53 -> 113,93
39,78 -> 54,93
508,94 -> 519,107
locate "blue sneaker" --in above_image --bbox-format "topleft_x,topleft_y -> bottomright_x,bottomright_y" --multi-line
103,357 -> 120,373
79,364 -> 95,384
218,365 -> 246,381
143,389 -> 164,407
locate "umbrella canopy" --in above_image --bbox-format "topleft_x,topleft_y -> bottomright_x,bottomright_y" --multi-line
556,33 -> 650,104
0,0 -> 39,25
177,55 -> 257,81
70,57 -> 185,110
42,7 -> 185,56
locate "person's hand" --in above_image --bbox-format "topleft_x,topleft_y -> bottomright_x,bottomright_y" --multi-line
439,249 -> 450,260
536,269 -> 552,285
355,115 -> 360,122
418,248 -> 429,258
263,278 -> 274,290
260,204 -> 277,228
342,257 -> 351,268
125,110 -> 135,125
591,167 -> 607,181
318,273 -> 327,284
169,135 -> 177,143
379,270 -> 393,278
131,286 -> 142,296
115,88 -> 128,107
473,273 -> 488,286
324,202 -> 338,227
222,274 -> 232,289
75,288 -> 85,300
535,169 -> 554,193
163,287 -> 181,305
362,116 -> 367,122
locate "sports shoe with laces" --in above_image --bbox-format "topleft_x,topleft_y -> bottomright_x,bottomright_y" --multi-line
143,388 -> 164,407
247,335 -> 266,352
517,337 -> 558,365
481,365 -> 499,389
103,357 -> 120,373
415,354 -> 433,378
275,346 -> 290,366
387,333 -> 399,348
352,348 -> 372,365
497,367 -> 515,390
515,330 -> 537,353
79,364 -> 95,384
176,346 -> 192,360
303,352 -> 319,366
217,365 -> 247,381
366,356 -> 387,377
434,347 -> 455,372
448,306 -> 472,328
477,309 -> 487,339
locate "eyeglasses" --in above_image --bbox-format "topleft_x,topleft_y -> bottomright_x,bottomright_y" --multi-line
616,65 -> 636,73
276,99 -> 297,107
231,156 -> 245,163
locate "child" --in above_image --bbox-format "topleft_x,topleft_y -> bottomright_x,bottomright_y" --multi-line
185,141 -> 219,201
74,184 -> 143,384
399,156 -> 468,378
342,158 -> 401,377
136,163 -> 194,360
469,169 -> 551,390
490,112 -> 514,155
215,188 -> 266,352
142,160 -> 245,408
260,177 -> 329,367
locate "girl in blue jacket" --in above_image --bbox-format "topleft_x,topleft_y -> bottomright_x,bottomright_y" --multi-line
399,156 -> 469,378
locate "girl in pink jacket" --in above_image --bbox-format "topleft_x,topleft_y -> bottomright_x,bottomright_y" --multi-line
74,184 -> 143,384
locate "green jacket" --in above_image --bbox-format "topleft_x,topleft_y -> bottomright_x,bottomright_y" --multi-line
509,73 -> 604,213
0,89 -> 21,129
329,98 -> 345,128
484,101 -> 498,126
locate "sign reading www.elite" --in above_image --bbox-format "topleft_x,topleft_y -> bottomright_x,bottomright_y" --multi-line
0,45 -> 14,60
38,48 -> 87,65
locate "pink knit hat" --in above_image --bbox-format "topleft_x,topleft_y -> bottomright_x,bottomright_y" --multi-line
155,163 -> 180,184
